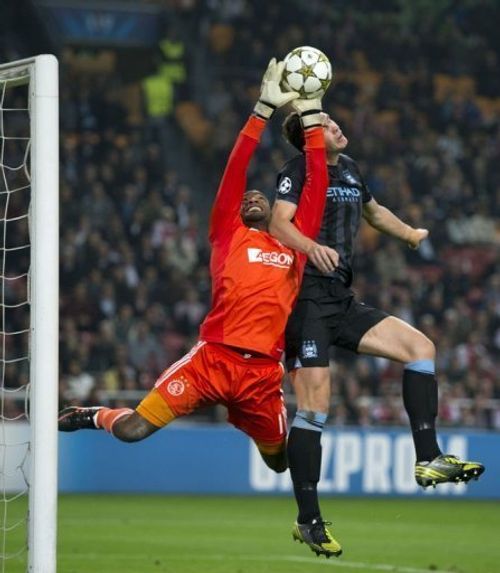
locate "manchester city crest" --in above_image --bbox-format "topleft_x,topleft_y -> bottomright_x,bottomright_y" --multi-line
301,339 -> 318,359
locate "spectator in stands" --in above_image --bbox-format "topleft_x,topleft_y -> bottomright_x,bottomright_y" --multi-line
3,4 -> 497,431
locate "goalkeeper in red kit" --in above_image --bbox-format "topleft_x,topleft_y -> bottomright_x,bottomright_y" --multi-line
59,61 -> 332,482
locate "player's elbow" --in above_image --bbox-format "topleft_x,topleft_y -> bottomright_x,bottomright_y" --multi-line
269,208 -> 294,234
365,214 -> 383,231
269,217 -> 286,239
268,218 -> 279,236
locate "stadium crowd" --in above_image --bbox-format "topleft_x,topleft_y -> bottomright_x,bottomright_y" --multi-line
2,1 -> 499,429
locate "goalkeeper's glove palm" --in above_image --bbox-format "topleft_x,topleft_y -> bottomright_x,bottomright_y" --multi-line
254,58 -> 299,120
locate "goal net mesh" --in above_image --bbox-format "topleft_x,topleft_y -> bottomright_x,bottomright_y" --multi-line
0,63 -> 33,572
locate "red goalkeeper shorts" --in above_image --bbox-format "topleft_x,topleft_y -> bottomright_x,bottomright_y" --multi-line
150,341 -> 287,444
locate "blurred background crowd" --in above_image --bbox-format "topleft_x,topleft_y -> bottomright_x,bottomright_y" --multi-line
1,0 -> 498,429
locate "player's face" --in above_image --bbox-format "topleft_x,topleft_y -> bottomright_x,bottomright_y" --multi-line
321,113 -> 348,152
241,190 -> 271,227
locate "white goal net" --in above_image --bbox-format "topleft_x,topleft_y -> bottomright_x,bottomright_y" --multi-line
0,56 -> 59,573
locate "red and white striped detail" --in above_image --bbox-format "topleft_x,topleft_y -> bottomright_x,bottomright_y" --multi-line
278,391 -> 287,436
154,340 -> 206,388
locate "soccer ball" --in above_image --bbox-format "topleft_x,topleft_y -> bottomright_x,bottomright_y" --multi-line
281,46 -> 332,100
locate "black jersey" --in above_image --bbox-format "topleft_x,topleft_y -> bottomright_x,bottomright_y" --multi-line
276,153 -> 372,285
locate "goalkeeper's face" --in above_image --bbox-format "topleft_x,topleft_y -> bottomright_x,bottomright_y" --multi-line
241,190 -> 271,228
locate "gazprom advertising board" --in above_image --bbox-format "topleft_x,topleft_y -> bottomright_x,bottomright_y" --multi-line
56,425 -> 499,498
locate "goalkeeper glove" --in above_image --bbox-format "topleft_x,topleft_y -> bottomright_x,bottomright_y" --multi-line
292,97 -> 323,130
254,58 -> 299,120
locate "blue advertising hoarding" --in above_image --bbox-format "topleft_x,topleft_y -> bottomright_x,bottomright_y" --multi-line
59,425 -> 500,498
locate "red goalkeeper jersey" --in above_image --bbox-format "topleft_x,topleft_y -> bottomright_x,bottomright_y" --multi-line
199,115 -> 327,360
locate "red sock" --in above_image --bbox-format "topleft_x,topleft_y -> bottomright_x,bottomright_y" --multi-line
96,408 -> 133,434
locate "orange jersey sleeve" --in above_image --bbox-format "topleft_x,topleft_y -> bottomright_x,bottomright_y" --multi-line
294,126 -> 328,240
208,115 -> 266,243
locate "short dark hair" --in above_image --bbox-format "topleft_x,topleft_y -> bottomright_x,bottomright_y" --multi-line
282,112 -> 305,151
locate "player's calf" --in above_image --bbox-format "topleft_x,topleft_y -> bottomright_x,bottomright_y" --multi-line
111,411 -> 159,442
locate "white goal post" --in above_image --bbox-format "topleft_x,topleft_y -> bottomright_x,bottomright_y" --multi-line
0,55 -> 59,573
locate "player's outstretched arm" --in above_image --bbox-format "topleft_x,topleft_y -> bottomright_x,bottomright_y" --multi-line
209,59 -> 298,242
292,99 -> 328,241
270,100 -> 339,274
362,198 -> 429,249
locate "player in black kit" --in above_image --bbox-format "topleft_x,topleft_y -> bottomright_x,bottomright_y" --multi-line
269,110 -> 485,558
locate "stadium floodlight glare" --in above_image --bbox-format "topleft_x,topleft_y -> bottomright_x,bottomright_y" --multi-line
0,55 -> 59,573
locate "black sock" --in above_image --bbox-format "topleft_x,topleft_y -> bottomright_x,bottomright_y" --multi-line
402,370 -> 442,462
287,427 -> 322,523
412,428 -> 440,462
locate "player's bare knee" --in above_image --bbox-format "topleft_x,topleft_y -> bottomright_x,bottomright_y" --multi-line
305,397 -> 329,413
297,391 -> 330,413
408,334 -> 436,362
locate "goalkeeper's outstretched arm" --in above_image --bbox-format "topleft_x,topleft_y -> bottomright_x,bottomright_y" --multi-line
208,116 -> 266,242
208,58 -> 298,243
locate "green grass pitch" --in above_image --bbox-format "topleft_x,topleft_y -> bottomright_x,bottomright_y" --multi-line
5,495 -> 499,572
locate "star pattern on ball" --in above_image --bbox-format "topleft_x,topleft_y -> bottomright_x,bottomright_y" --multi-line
280,46 -> 333,100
